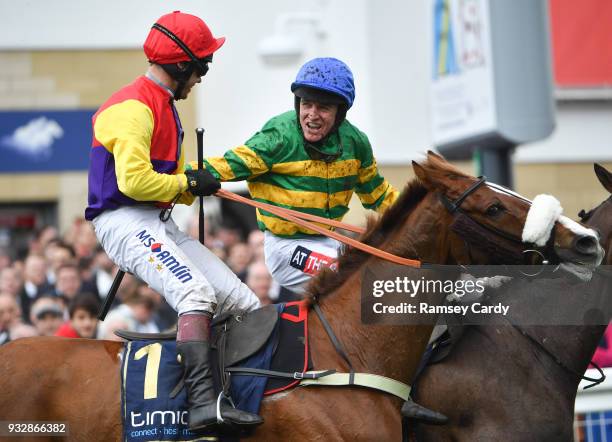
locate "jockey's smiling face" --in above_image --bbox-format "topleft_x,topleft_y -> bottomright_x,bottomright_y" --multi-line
299,99 -> 338,143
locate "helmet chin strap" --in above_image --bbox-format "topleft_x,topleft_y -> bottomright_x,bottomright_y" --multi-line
173,76 -> 189,101
159,63 -> 195,100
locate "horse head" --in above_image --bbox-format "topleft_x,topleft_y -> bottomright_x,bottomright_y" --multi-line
406,151 -> 603,278
579,163 -> 612,264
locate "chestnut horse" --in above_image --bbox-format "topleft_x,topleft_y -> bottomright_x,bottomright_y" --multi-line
0,153 -> 603,442
412,163 -> 612,442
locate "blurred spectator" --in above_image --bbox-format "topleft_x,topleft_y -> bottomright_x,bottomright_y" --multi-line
99,317 -> 132,341
98,292 -> 159,338
44,239 -> 76,285
0,293 -> 21,344
117,272 -> 140,304
88,246 -> 117,300
0,323 -> 7,345
210,246 -> 227,262
0,267 -> 23,299
0,247 -> 13,272
245,261 -> 273,306
77,256 -> 99,296
187,213 -> 217,249
247,230 -> 265,262
8,323 -> 38,340
55,293 -> 100,339
216,225 -> 242,251
227,243 -> 252,282
27,226 -> 59,257
30,295 -> 65,336
19,255 -> 52,324
53,263 -> 83,302
74,222 -> 98,259
0,293 -> 37,342
137,284 -> 176,331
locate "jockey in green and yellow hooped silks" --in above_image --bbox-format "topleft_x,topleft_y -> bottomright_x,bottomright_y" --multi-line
201,57 -> 448,425
202,58 -> 399,294
85,11 -> 263,432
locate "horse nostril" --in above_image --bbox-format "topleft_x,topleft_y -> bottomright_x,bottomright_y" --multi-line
573,235 -> 599,255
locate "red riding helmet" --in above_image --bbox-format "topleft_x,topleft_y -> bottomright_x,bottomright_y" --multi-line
143,11 -> 225,64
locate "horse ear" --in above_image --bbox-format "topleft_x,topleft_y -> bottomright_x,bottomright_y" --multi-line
594,163 -> 612,194
427,150 -> 445,161
412,161 -> 429,185
413,159 -> 450,190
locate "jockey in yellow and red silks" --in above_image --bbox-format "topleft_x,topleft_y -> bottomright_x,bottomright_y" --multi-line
85,11 -> 263,432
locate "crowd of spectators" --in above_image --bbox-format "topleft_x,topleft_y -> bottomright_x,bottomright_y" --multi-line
0,212 -> 292,346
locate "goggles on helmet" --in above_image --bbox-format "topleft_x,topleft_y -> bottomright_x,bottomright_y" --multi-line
152,22 -> 211,77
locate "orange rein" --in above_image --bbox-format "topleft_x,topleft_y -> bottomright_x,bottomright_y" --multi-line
215,189 -> 422,268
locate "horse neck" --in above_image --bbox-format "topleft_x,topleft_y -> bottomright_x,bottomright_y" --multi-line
482,279 -> 608,394
310,194 -> 451,382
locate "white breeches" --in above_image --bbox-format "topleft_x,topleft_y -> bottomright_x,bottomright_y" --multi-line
92,206 -> 260,316
263,231 -> 341,295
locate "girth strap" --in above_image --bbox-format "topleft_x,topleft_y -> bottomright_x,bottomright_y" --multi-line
299,371 -> 411,401
225,367 -> 336,380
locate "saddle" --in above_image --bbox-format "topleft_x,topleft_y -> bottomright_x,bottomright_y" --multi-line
116,305 -> 279,368
211,305 -> 279,367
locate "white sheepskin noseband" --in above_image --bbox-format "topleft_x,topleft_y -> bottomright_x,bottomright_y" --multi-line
521,194 -> 563,246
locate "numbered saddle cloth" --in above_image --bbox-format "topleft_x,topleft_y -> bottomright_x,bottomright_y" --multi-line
121,340 -> 199,442
119,301 -> 309,441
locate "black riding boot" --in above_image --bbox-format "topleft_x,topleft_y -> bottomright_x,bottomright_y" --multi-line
176,313 -> 264,431
401,399 -> 448,425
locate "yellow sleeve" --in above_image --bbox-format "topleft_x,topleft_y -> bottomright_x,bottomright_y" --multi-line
94,99 -> 188,202
355,160 -> 400,213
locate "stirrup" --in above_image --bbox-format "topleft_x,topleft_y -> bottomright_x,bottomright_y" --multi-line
216,392 -> 235,424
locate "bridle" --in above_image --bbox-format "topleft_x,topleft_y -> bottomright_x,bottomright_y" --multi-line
438,175 -> 488,213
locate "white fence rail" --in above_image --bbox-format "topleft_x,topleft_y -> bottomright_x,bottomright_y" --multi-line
576,368 -> 612,413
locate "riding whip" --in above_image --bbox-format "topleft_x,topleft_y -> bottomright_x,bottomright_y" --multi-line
196,127 -> 205,245
98,269 -> 124,320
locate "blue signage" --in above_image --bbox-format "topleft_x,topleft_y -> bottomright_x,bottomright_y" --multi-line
0,110 -> 95,173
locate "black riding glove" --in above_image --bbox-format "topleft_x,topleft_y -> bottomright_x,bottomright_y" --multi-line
184,169 -> 221,196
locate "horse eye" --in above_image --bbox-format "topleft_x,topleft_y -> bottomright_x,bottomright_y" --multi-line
486,203 -> 504,217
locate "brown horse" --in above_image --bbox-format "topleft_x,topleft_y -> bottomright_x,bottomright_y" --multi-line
412,163 -> 612,442
0,153 -> 603,442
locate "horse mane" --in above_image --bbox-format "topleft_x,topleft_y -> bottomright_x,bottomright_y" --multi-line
305,178 -> 428,302
304,154 -> 471,303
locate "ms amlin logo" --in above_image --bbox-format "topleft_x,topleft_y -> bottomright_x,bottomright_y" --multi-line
136,230 -> 193,283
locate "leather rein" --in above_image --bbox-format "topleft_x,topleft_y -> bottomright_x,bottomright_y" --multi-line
216,188 -> 422,268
